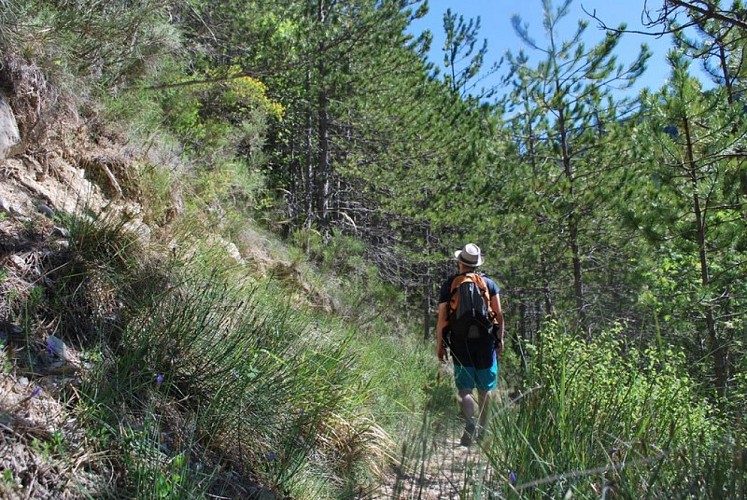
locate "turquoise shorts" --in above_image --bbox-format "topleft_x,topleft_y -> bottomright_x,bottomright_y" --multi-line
454,360 -> 498,392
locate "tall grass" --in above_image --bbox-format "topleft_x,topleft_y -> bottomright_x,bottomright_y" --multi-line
24,201 -> 397,497
398,321 -> 745,499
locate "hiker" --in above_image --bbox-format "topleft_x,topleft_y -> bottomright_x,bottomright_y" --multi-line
436,243 -> 504,446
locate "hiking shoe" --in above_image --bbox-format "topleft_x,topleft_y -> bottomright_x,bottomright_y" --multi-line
460,422 -> 476,447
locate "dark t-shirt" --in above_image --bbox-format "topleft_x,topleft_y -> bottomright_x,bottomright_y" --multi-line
439,273 -> 500,369
438,273 -> 499,304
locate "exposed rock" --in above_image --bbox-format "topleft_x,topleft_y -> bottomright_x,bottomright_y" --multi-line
184,234 -> 245,265
0,321 -> 23,339
78,153 -> 125,199
51,239 -> 69,250
124,217 -> 152,242
51,226 -> 70,238
22,154 -> 47,181
0,195 -> 12,214
0,95 -> 23,159
37,203 -> 54,218
246,486 -> 277,499
46,334 -> 67,360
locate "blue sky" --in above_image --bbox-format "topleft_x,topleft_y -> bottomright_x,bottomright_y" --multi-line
408,0 -> 705,99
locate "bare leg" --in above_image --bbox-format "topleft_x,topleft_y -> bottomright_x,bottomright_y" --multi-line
457,389 -> 477,446
477,390 -> 492,429
457,389 -> 476,424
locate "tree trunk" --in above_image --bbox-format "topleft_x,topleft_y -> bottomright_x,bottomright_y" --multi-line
315,0 -> 331,233
716,37 -> 734,105
568,211 -> 587,337
423,224 -> 432,340
316,84 -> 330,231
683,117 -> 728,397
557,108 -> 588,336
541,255 -> 554,318
304,68 -> 315,228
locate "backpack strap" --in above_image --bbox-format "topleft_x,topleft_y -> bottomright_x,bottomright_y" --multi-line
448,273 -> 470,316
474,274 -> 498,324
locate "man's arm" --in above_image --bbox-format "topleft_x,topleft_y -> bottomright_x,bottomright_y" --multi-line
436,302 -> 449,361
491,294 -> 505,354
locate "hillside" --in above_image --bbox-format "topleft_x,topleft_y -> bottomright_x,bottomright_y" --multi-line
0,55 -> 416,497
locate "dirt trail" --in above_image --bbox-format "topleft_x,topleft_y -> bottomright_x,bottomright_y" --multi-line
372,416 -> 500,499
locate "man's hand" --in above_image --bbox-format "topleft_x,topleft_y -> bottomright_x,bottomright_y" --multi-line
495,338 -> 505,355
437,344 -> 448,362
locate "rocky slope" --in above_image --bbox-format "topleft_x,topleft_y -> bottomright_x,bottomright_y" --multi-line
0,55 -> 341,498
0,74 -> 158,496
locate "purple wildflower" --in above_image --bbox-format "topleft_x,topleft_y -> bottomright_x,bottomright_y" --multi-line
31,386 -> 42,398
155,374 -> 164,386
509,471 -> 517,485
46,339 -> 56,358
267,452 -> 277,461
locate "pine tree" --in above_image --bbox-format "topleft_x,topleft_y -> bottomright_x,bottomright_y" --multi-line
502,0 -> 649,336
638,53 -> 747,397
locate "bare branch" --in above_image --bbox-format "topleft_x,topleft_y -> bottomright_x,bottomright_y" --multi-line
668,0 -> 747,32
582,0 -> 747,39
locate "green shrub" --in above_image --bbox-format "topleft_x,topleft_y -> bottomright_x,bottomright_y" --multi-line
481,322 -> 732,498
156,67 -> 281,165
286,228 -> 407,327
38,207 -> 149,349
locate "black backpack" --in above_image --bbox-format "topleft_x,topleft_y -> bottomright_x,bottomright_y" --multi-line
447,273 -> 496,344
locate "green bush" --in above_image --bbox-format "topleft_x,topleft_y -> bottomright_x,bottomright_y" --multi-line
482,322 -> 733,498
156,68 -> 281,165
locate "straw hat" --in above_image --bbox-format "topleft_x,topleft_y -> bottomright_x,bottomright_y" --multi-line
454,243 -> 484,267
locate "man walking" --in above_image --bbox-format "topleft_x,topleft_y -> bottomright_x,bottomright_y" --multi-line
436,243 -> 504,446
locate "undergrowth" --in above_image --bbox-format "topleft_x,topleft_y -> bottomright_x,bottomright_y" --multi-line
390,320 -> 746,499
31,205 -> 403,498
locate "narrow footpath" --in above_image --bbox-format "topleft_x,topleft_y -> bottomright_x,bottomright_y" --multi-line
374,419 -> 498,499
